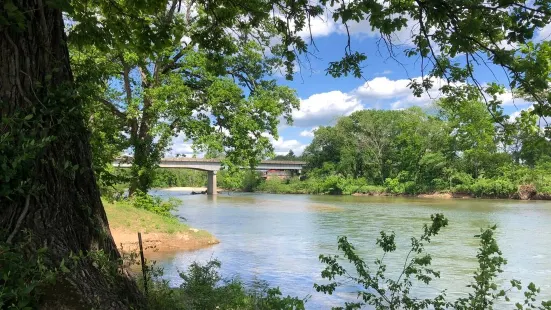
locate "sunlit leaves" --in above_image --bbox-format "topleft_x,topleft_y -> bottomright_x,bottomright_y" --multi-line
69,1 -> 300,192
315,214 -> 550,309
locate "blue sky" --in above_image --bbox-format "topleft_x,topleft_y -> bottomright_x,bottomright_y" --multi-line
170,17 -> 551,157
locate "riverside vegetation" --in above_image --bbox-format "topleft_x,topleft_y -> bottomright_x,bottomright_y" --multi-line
152,103 -> 551,199
4,0 -> 551,308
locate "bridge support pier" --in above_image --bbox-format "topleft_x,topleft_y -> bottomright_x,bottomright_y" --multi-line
207,171 -> 217,195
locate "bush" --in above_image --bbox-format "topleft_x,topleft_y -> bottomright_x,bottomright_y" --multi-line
469,178 -> 517,198
356,185 -> 386,194
315,214 -> 551,309
452,183 -> 472,194
141,259 -> 306,310
0,239 -> 57,309
257,177 -> 385,195
256,178 -> 294,194
99,185 -> 124,203
152,169 -> 207,188
130,191 -> 181,217
384,177 -> 417,194
538,185 -> 551,195
450,171 -> 474,188
319,175 -> 345,194
218,170 -> 263,192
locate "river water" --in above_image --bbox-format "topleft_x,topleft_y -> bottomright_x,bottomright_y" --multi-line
152,189 -> 551,308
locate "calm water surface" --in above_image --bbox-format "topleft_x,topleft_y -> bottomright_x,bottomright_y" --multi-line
152,190 -> 551,309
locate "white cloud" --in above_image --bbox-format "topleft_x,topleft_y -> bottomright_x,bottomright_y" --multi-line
292,91 -> 364,127
536,23 -> 551,42
168,141 -> 195,156
166,133 -> 197,157
389,90 -> 442,109
355,76 -> 412,99
494,90 -> 531,107
297,16 -> 338,39
270,136 -> 307,155
509,110 -> 522,121
300,126 -> 319,137
354,76 -> 448,109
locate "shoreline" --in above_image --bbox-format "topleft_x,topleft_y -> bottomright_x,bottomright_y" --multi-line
160,186 -> 208,192
158,187 -> 551,201
350,191 -> 551,200
104,201 -> 219,256
111,229 -> 219,255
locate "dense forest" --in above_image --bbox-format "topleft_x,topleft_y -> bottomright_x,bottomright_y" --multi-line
152,98 -> 551,199
298,98 -> 551,197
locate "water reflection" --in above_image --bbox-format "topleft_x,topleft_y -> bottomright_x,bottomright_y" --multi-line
151,190 -> 551,308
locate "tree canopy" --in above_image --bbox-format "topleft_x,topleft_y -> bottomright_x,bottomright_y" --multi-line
3,0 -> 551,308
302,99 -> 551,196
68,1 -> 299,194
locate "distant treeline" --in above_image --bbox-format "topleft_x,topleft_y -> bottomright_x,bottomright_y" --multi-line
151,169 -> 207,188
147,100 -> 551,198
150,169 -> 262,192
297,100 -> 551,198
219,100 -> 551,198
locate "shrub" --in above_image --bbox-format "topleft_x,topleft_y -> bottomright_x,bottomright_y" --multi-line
152,169 -> 207,188
256,179 -> 294,194
0,239 -> 57,309
99,185 -> 124,203
384,177 -> 417,194
469,178 -> 517,198
357,185 -> 385,194
538,185 -> 551,195
319,175 -> 345,194
314,214 -> 551,309
130,191 -> 181,217
450,171 -> 474,187
452,183 -> 472,194
141,258 -> 306,310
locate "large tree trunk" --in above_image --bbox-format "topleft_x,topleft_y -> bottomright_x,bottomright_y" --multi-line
1,1 -> 143,309
128,139 -> 155,196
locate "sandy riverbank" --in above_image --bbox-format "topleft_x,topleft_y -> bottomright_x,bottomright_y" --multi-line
110,230 -> 218,254
104,201 -> 219,255
160,186 -> 207,192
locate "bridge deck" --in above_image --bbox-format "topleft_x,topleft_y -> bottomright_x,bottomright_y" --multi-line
113,158 -> 306,195
156,157 -> 307,165
114,157 -> 306,170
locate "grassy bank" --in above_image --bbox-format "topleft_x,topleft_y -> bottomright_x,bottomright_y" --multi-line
104,201 -> 218,254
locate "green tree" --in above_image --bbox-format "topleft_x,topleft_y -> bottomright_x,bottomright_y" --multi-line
437,97 -> 502,178
4,0 -> 551,307
304,108 -> 447,188
273,149 -> 298,160
0,0 -> 167,307
303,126 -> 346,175
277,1 -> 551,120
70,2 -> 298,195
509,109 -> 551,167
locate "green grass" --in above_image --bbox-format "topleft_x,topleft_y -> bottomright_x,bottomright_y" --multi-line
104,200 -> 210,237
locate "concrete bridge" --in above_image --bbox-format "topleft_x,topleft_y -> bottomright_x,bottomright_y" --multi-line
113,157 -> 306,195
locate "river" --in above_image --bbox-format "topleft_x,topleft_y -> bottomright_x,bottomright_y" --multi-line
152,189 -> 551,308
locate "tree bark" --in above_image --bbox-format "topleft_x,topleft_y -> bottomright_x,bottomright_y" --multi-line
1,1 -> 143,309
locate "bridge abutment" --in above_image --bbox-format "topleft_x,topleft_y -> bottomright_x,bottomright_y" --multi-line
207,171 -> 217,195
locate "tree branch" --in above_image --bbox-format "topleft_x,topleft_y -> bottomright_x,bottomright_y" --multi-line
99,98 -> 127,119
161,49 -> 188,75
